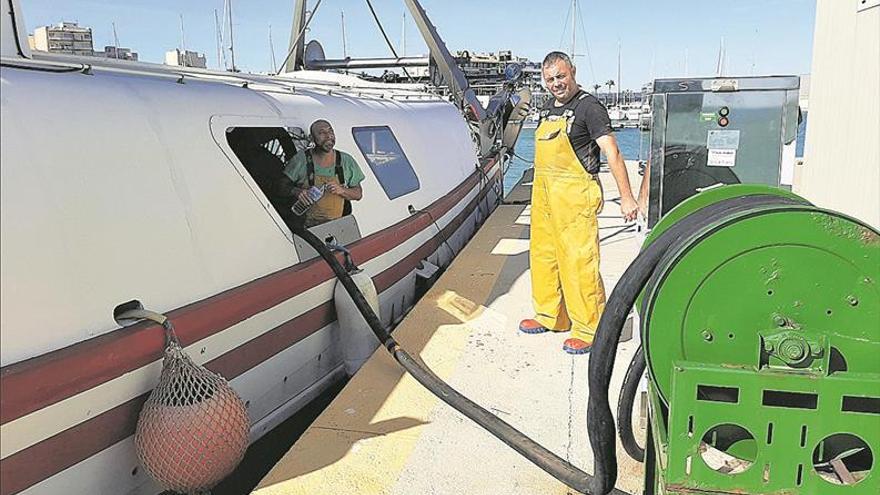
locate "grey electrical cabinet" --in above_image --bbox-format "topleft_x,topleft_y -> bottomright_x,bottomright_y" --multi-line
647,76 -> 801,227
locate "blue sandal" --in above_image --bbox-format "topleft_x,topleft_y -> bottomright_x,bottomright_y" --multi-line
563,338 -> 593,354
519,319 -> 549,334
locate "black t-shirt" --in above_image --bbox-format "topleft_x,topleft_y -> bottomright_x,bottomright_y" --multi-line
539,89 -> 613,174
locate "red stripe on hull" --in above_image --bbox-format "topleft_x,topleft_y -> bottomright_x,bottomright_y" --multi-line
0,256 -> 333,425
206,302 -> 335,382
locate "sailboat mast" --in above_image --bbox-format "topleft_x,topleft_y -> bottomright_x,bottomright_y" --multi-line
214,9 -> 222,69
341,10 -> 348,58
269,24 -> 277,73
402,11 -> 406,57
228,0 -> 237,72
715,36 -> 725,76
571,0 -> 576,58
179,14 -> 187,67
616,40 -> 621,106
111,22 -> 120,59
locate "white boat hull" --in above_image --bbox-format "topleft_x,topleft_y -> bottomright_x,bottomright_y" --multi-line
0,55 -> 503,495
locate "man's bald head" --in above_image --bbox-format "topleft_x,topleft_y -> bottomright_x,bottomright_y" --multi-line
310,119 -> 332,138
309,119 -> 336,153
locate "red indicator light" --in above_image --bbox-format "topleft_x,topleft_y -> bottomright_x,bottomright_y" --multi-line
718,116 -> 729,127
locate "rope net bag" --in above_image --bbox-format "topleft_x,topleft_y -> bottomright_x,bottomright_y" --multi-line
130,310 -> 249,494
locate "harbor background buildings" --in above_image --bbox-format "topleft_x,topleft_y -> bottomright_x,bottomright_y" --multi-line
30,22 -> 94,56
164,48 -> 207,68
97,45 -> 138,61
26,21 -> 216,68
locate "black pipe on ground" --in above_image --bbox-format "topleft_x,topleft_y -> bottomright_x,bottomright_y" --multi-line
292,194 -> 804,494
291,224 -> 628,495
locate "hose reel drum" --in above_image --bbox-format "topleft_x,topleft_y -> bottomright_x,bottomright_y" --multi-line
636,185 -> 879,494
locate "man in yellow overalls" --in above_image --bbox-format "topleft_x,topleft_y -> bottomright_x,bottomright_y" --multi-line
283,120 -> 365,227
519,52 -> 639,354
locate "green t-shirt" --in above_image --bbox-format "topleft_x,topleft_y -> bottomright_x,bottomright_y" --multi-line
283,150 -> 366,188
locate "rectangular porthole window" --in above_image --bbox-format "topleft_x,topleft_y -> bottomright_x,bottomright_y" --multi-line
352,126 -> 420,199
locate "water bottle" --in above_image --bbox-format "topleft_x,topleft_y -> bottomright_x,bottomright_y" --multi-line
292,185 -> 325,216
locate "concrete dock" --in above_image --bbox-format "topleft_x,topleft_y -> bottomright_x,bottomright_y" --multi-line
254,164 -> 647,495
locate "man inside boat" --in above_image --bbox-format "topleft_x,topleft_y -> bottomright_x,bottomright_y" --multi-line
519,51 -> 639,355
281,119 -> 365,227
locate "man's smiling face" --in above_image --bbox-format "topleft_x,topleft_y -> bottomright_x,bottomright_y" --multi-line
542,60 -> 578,103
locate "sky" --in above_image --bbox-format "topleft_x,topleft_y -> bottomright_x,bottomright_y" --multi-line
22,0 -> 817,91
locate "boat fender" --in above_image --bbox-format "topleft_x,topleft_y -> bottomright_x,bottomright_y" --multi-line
124,309 -> 249,494
334,266 -> 381,376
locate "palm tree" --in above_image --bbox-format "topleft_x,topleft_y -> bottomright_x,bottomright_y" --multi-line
592,83 -> 601,97
605,79 -> 615,105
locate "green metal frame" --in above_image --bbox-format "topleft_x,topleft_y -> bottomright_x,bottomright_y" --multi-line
661,363 -> 879,494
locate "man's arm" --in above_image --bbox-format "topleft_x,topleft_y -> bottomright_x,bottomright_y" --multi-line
596,134 -> 638,222
636,161 -> 650,218
279,154 -> 312,203
326,183 -> 363,200
346,185 -> 363,201
331,152 -> 365,201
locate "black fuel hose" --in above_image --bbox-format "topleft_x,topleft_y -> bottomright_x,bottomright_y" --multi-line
616,346 -> 645,462
586,195 -> 808,495
291,224 -> 628,495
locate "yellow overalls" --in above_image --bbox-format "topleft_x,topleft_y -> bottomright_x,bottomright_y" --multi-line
305,173 -> 344,227
530,115 -> 606,343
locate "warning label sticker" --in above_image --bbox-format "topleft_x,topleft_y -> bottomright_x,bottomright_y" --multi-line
707,129 -> 741,150
707,149 -> 737,167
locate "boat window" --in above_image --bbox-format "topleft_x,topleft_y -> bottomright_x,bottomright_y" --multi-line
225,126 -> 301,229
286,126 -> 312,154
352,126 -> 420,199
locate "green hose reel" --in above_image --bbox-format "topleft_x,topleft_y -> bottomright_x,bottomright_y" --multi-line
639,185 -> 880,494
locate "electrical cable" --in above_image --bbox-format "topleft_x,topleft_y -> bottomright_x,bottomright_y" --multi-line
499,153 -> 534,205
474,168 -> 491,222
616,346 -> 645,462
291,224 -> 629,495
512,150 -> 532,163
408,205 -> 456,260
364,0 -> 415,83
599,224 -> 635,243
475,162 -> 503,210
